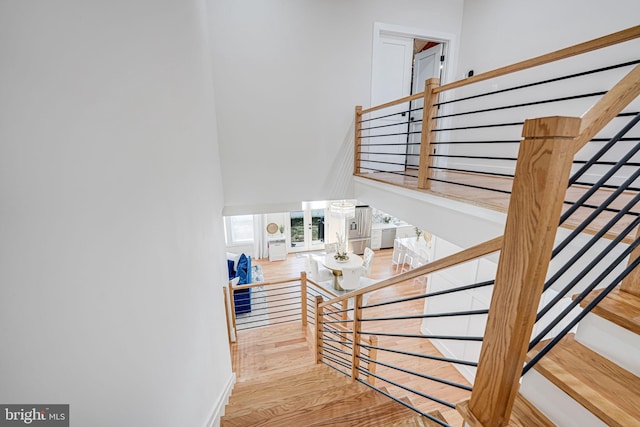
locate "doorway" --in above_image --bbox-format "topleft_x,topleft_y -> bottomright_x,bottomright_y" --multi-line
287,208 -> 326,253
370,23 -> 456,173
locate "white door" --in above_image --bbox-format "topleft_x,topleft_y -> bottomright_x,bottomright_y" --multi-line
288,208 -> 326,253
407,44 -> 444,169
365,34 -> 414,173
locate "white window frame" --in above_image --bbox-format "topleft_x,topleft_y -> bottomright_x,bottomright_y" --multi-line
224,215 -> 254,245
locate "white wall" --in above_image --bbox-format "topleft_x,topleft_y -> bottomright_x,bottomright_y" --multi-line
209,0 -> 464,215
459,0 -> 640,76
431,0 -> 640,197
0,2 -> 232,426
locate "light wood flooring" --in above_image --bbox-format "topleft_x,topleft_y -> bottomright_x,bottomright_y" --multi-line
231,249 -> 466,425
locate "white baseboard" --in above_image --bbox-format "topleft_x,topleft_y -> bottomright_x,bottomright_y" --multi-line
205,372 -> 236,427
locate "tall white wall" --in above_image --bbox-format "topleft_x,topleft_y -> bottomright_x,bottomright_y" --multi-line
458,0 -> 640,78
0,2 -> 232,426
209,0 -> 464,215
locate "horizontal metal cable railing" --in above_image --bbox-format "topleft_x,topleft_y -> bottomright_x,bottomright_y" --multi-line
228,274 -> 308,334
428,59 -> 639,195
357,99 -> 424,179
355,26 -> 640,203
314,240 -> 502,427
523,111 -> 640,375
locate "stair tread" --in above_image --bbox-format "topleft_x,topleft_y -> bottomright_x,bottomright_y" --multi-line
230,369 -> 350,401
577,286 -> 640,335
528,334 -> 640,427
307,399 -> 426,427
456,395 -> 553,427
233,363 -> 332,391
223,389 -> 389,427
225,381 -> 370,417
509,394 -> 554,427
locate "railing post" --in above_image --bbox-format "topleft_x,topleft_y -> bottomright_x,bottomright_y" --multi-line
367,335 -> 378,386
315,296 -> 323,364
467,116 -> 581,426
222,286 -> 233,344
355,105 -> 363,175
228,281 -> 238,337
301,272 -> 308,327
350,294 -> 363,381
418,78 -> 440,190
621,227 -> 640,297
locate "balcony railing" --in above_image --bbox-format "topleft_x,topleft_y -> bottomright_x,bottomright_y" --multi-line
355,26 -> 640,214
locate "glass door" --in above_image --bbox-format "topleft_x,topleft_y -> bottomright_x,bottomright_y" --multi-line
288,208 -> 326,253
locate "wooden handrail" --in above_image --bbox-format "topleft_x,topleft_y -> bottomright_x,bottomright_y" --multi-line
573,64 -> 640,153
435,25 -> 640,94
230,276 -> 299,290
361,92 -> 425,115
319,235 -> 503,308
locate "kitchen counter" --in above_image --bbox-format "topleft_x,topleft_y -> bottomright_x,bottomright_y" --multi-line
371,222 -> 415,249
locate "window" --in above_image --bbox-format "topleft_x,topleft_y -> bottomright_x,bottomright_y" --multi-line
225,215 -> 254,244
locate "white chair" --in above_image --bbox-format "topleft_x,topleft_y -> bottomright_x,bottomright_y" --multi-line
411,248 -> 429,287
324,242 -> 337,254
310,257 -> 333,282
400,250 -> 415,273
361,247 -> 375,276
392,238 -> 405,272
339,266 -> 363,290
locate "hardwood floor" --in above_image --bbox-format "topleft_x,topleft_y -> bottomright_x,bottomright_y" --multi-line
232,249 -> 467,424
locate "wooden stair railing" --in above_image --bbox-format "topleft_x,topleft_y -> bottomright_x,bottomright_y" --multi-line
318,235 -> 502,311
354,25 -> 640,193
228,272 -> 308,337
467,116 -> 582,426
315,235 -> 503,383
462,59 -> 640,427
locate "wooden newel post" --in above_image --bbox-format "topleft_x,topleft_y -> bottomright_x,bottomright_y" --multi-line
467,116 -> 581,426
418,78 -> 440,190
315,296 -> 323,364
301,272 -> 308,327
350,294 -> 364,381
228,280 -> 238,337
223,286 -> 233,344
355,105 -> 363,175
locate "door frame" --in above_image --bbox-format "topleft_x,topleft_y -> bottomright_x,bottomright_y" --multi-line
371,22 -> 458,105
286,208 -> 326,253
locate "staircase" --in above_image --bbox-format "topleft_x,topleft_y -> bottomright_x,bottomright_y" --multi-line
520,287 -> 640,427
222,323 -> 448,427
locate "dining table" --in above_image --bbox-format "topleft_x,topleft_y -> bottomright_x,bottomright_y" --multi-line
322,252 -> 363,291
